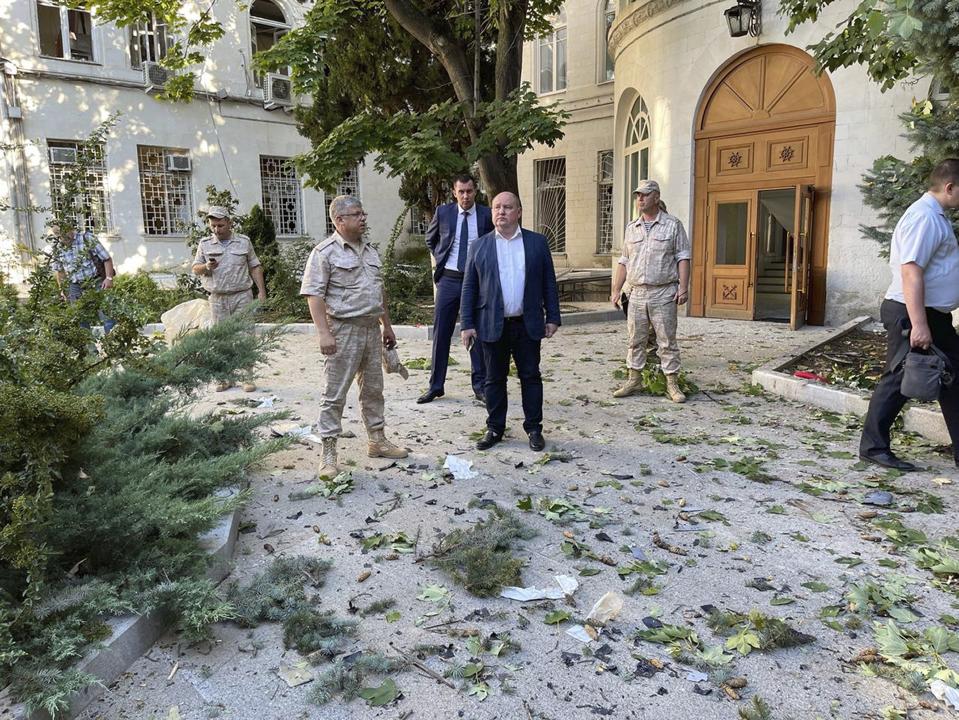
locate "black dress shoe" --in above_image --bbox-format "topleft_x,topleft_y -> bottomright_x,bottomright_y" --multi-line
860,451 -> 916,472
528,431 -> 546,451
416,389 -> 444,404
476,430 -> 503,450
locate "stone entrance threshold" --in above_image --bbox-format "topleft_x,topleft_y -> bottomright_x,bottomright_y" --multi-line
750,315 -> 950,444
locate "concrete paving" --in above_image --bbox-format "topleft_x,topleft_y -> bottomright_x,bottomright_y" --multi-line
77,316 -> 959,720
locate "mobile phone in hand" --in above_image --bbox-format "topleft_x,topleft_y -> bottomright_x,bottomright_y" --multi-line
466,336 -> 475,352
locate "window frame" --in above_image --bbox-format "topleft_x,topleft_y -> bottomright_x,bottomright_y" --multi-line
129,13 -> 170,70
250,0 -> 290,86
624,96 -> 651,224
536,8 -> 567,95
136,145 -> 195,238
599,0 -> 616,84
596,149 -> 614,255
46,139 -> 112,233
325,166 -> 361,238
534,156 -> 567,254
259,155 -> 304,237
36,1 -> 97,63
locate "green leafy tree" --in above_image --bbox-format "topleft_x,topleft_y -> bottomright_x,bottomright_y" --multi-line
79,0 -> 568,200
241,204 -> 280,281
782,0 -> 959,256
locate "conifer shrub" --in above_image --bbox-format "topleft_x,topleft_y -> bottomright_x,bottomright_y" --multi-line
0,265 -> 286,716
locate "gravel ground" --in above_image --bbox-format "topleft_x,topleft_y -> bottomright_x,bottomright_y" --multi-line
78,316 -> 959,720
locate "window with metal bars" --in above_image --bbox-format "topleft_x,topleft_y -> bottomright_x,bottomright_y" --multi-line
325,166 -> 360,237
259,156 -> 303,236
47,140 -> 111,233
597,150 -> 614,254
534,157 -> 566,254
136,146 -> 194,236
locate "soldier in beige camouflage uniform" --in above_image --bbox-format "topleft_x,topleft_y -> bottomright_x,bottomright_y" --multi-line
192,205 -> 267,392
300,195 -> 409,478
610,180 -> 691,403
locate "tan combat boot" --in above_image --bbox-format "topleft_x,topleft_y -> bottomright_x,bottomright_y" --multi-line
665,374 -> 687,404
318,437 -> 339,478
215,380 -> 234,392
613,368 -> 643,398
241,381 -> 257,392
368,430 -> 409,459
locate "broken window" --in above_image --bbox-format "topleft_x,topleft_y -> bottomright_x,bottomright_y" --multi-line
129,14 -> 169,69
250,0 -> 289,86
37,2 -> 94,62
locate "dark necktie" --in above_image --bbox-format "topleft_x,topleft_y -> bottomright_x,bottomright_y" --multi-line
456,211 -> 470,272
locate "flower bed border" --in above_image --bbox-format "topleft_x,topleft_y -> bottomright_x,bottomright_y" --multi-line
750,315 -> 950,444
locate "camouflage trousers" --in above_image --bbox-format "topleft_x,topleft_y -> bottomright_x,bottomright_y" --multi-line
318,316 -> 385,439
625,284 -> 681,375
209,288 -> 253,323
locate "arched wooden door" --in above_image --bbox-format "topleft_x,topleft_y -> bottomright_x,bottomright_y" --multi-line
691,45 -> 835,327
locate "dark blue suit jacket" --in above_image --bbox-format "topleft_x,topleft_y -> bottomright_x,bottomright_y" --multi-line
425,202 -> 493,283
460,227 -> 562,343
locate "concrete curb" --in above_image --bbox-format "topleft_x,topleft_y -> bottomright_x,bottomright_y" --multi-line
141,309 -> 623,342
750,315 -> 950,445
15,487 -> 243,720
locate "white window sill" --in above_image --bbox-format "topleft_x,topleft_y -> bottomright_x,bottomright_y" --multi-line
537,88 -> 568,98
39,55 -> 100,66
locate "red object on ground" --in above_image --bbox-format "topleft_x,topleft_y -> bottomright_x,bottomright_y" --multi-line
793,370 -> 828,383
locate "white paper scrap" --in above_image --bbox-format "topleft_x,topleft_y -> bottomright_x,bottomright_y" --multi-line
500,575 -> 579,601
565,624 -> 598,644
930,679 -> 959,709
444,455 -> 478,480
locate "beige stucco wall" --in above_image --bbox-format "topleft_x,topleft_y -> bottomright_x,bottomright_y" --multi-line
517,0 -> 615,270
0,0 -> 407,279
608,0 -> 922,325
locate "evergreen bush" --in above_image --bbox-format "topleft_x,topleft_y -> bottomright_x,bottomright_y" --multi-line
0,265 -> 287,716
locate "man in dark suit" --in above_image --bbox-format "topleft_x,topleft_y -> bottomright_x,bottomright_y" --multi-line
418,174 -> 494,404
460,192 -> 561,451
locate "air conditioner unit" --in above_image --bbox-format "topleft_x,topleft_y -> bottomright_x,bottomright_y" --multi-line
49,147 -> 78,164
165,154 -> 192,172
143,61 -> 171,94
263,73 -> 293,110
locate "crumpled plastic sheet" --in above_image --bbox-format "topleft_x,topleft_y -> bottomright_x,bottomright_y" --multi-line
500,575 -> 578,601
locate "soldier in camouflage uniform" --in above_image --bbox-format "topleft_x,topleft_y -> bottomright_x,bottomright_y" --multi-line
300,195 -> 409,478
192,205 -> 267,392
610,180 -> 691,403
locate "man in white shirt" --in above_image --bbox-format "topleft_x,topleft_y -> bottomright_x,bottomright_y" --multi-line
860,158 -> 959,470
460,192 -> 561,452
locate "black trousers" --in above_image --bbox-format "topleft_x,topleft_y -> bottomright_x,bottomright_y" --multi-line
482,317 -> 543,435
860,299 -> 959,459
428,274 -> 486,394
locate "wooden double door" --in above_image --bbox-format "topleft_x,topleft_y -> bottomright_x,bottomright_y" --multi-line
704,184 -> 814,328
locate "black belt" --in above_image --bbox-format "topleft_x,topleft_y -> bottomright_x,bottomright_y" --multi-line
505,315 -> 523,323
443,269 -> 465,280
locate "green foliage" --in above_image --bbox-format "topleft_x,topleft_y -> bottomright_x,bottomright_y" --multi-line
0,266 -> 284,714
109,271 -> 204,323
783,0 -> 959,257
381,208 -> 433,326
227,556 -> 357,657
241,204 -> 280,280
263,238 -> 316,321
430,508 -> 536,597
308,652 -> 407,705
738,696 -> 774,720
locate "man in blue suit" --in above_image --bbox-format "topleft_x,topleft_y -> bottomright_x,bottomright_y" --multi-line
460,192 -> 561,451
418,174 -> 494,404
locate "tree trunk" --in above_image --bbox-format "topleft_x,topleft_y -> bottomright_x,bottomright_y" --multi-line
384,0 -> 526,197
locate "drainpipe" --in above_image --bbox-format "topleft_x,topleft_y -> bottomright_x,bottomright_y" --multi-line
0,54 -> 37,255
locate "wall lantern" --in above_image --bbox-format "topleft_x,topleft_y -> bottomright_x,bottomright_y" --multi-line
724,0 -> 761,37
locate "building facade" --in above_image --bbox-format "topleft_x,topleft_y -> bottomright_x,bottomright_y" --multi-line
0,0 -> 408,279
520,0 -> 923,326
518,1 -> 617,272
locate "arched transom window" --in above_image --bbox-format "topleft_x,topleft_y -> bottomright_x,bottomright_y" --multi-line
624,95 -> 650,222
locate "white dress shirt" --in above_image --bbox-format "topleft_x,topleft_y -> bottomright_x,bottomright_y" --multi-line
495,227 -> 526,317
444,207 -> 479,271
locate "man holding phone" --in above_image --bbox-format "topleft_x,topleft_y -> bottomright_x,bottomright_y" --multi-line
192,205 -> 267,391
